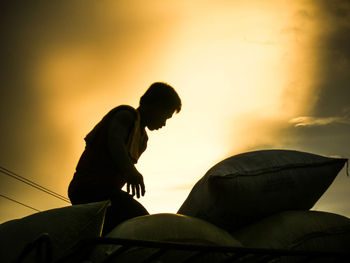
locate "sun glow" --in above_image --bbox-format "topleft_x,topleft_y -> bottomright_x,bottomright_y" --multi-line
134,1 -> 321,212
32,0 -> 321,214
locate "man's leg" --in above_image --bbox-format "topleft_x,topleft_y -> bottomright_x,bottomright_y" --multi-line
102,190 -> 149,235
68,184 -> 110,205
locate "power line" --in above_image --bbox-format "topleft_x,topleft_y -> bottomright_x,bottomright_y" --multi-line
0,165 -> 71,203
0,166 -> 70,203
0,194 -> 41,212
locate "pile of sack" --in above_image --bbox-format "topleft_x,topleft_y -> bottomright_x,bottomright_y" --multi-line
178,149 -> 350,253
92,149 -> 350,262
0,149 -> 348,263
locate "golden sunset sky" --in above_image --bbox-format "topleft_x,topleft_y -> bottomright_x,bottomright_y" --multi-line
1,0 -> 350,223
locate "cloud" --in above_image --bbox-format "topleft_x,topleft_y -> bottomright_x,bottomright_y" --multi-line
310,0 -> 350,118
290,116 -> 350,127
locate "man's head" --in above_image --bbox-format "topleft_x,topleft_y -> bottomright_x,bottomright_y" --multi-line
139,82 -> 181,130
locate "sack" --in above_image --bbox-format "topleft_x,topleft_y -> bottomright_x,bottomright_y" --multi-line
91,213 -> 242,263
0,201 -> 109,263
178,150 -> 347,232
233,210 -> 350,251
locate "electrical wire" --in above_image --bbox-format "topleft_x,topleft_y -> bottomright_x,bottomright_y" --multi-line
0,194 -> 41,212
0,165 -> 70,203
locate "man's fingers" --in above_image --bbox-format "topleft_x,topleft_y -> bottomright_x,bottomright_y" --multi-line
139,176 -> 145,197
136,184 -> 140,199
141,181 -> 146,196
127,174 -> 145,198
132,184 -> 136,197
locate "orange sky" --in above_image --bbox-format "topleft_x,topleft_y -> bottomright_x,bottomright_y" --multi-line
1,0 -> 349,223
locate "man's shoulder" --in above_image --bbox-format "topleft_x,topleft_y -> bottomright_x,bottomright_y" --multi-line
85,105 -> 137,143
112,105 -> 137,116
114,105 -> 137,114
109,105 -> 137,125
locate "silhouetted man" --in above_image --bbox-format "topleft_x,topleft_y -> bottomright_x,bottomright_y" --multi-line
68,82 -> 181,233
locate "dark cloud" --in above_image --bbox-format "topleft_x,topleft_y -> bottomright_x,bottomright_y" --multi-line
321,0 -> 350,18
311,0 -> 350,117
281,1 -> 350,157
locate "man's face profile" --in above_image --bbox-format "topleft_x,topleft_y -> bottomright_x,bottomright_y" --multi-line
146,107 -> 174,130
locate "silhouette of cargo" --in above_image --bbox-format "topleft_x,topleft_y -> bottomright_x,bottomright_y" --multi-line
1,149 -> 349,262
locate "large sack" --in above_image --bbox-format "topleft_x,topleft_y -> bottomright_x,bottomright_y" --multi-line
178,150 -> 347,232
0,201 -> 109,263
233,210 -> 350,250
91,213 -> 242,263
233,210 -> 350,262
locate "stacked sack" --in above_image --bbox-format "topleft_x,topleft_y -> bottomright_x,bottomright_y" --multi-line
0,200 -> 110,263
234,210 -> 350,252
177,149 -> 349,254
91,213 -> 242,263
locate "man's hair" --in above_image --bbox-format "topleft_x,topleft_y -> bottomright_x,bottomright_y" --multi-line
140,82 -> 181,113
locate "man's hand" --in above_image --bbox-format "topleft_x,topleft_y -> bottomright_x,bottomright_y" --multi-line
125,170 -> 146,198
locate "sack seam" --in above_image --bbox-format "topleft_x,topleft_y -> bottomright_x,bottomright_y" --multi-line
210,159 -> 347,178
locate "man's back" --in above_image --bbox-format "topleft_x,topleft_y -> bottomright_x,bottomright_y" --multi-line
68,105 -> 147,204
